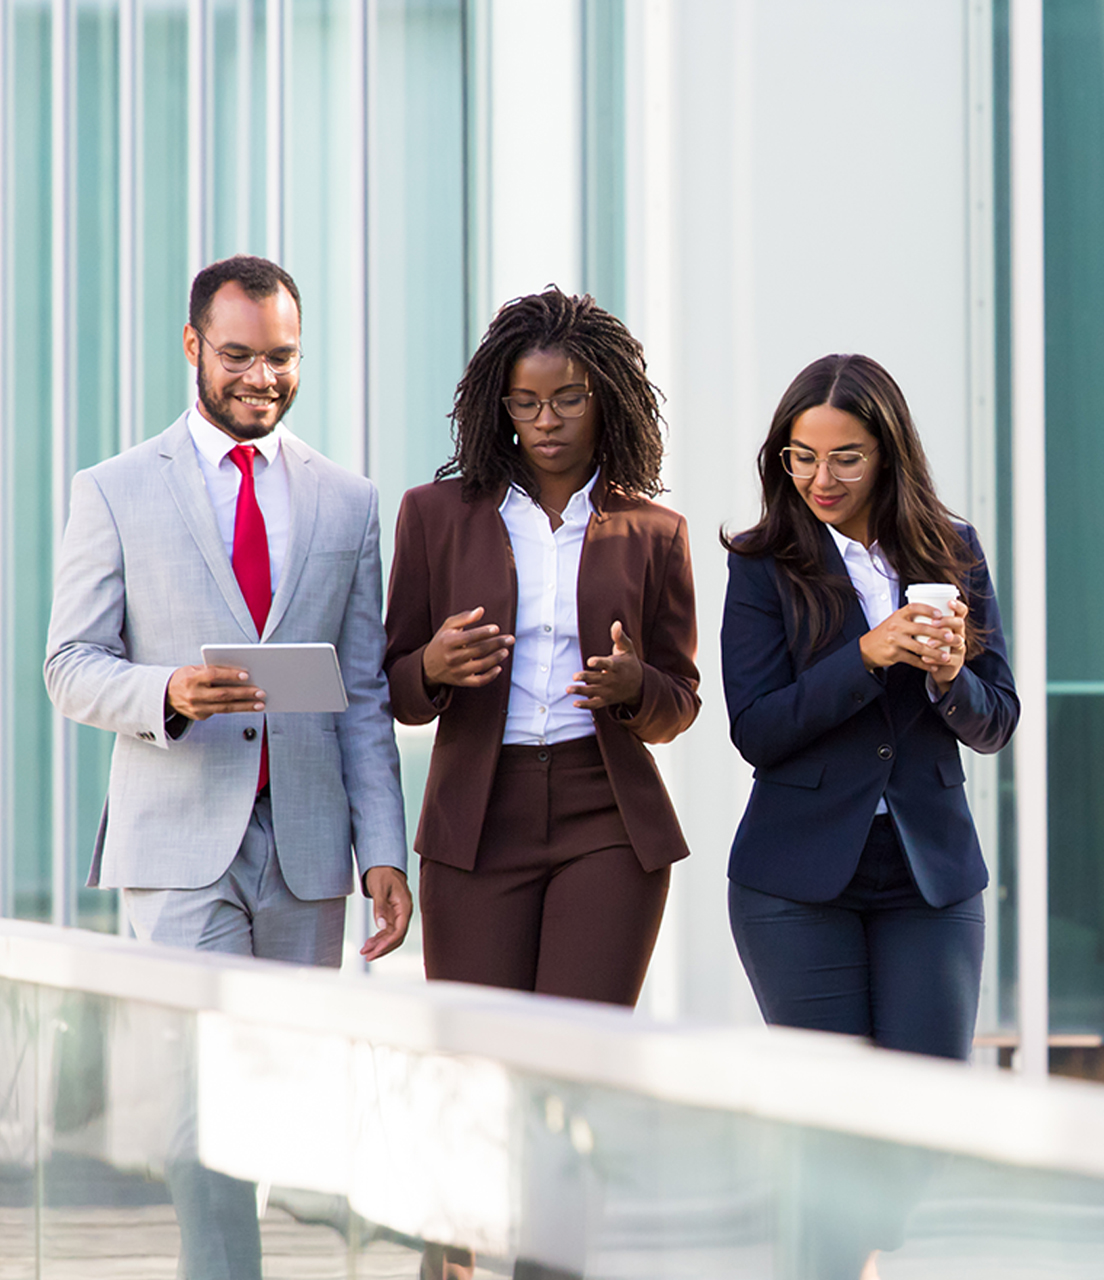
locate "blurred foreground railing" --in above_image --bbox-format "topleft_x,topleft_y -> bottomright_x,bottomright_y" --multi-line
3,917 -> 1104,1279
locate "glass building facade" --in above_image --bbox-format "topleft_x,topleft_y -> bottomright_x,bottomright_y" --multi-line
0,0 -> 1093,1053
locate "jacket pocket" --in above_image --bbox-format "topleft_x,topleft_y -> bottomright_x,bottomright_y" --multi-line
937,755 -> 966,787
309,548 -> 357,561
753,758 -> 826,789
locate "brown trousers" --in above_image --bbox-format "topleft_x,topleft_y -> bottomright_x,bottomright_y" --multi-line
420,736 -> 670,1007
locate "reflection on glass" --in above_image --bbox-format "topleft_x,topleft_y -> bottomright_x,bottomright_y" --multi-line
1048,694 -> 1104,1031
5,968 -> 1104,1278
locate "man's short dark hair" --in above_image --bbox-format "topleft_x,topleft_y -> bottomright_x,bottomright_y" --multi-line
189,255 -> 302,332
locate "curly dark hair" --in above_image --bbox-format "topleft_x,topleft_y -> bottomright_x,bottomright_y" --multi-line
723,353 -> 985,657
436,287 -> 665,500
189,255 -> 302,332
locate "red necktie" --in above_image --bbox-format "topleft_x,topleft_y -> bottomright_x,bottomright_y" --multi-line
229,445 -> 271,790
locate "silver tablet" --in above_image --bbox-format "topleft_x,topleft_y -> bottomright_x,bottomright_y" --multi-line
200,643 -> 348,713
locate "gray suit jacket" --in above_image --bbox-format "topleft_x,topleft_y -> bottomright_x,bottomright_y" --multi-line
44,413 -> 406,899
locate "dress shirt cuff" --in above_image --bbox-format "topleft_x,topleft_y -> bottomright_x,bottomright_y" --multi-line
165,711 -> 191,740
162,679 -> 194,741
928,672 -> 959,704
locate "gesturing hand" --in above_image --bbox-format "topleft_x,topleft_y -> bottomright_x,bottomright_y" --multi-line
569,621 -> 644,711
359,867 -> 413,961
422,606 -> 515,691
166,665 -> 266,720
858,599 -> 969,694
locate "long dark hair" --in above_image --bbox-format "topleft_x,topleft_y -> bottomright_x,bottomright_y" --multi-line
436,287 -> 665,501
723,353 -> 984,656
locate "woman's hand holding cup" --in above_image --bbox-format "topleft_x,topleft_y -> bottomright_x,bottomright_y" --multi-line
859,584 -> 967,691
905,584 -> 968,691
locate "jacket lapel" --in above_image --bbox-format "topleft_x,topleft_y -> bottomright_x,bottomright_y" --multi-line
575,477 -> 619,661
821,525 -> 873,647
264,433 -> 318,640
158,415 -> 259,638
822,525 -> 900,728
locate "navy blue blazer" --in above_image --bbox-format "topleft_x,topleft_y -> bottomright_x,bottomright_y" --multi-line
721,523 -> 1019,908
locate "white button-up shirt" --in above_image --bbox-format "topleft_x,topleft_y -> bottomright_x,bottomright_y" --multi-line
828,525 -> 899,814
827,524 -> 898,631
499,475 -> 598,745
187,406 -> 291,595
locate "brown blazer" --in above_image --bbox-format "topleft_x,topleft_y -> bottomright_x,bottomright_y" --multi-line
384,477 -> 700,873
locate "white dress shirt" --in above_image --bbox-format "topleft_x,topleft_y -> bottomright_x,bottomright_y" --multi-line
187,406 -> 291,595
827,524 -> 898,631
828,525 -> 898,814
499,475 -> 599,745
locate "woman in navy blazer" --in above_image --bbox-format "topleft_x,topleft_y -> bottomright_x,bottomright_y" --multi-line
721,354 -> 1018,1062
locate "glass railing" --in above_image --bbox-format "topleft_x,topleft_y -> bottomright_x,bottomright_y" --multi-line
3,917 -> 1104,1280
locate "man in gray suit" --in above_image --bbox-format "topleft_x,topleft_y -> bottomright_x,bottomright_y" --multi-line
45,255 -> 410,1276
46,252 -> 409,957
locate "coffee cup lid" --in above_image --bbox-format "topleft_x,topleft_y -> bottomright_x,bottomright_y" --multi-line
906,583 -> 959,605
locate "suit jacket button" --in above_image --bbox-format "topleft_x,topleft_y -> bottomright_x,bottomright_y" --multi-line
243,727 -> 257,741
852,692 -> 864,703
948,705 -> 956,715
877,743 -> 893,760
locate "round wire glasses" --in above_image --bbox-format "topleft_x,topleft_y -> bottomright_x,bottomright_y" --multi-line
780,445 -> 877,483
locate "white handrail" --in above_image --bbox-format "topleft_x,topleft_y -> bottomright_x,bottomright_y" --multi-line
3,918 -> 1103,1180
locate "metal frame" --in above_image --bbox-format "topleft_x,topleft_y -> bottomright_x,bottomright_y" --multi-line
360,0 -> 374,483
343,0 -> 373,965
115,0 -> 144,936
265,0 -> 289,262
118,0 -> 142,455
464,0 -> 492,342
0,0 -> 12,917
964,0 -> 1002,1045
1010,0 -> 1049,1080
50,0 -> 76,927
188,0 -> 213,277
235,0 -> 254,251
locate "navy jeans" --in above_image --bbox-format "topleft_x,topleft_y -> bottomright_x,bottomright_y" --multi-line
729,815 -> 985,1060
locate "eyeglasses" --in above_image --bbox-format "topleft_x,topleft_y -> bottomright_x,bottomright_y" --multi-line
780,444 -> 878,483
194,328 -> 302,375
502,391 -> 593,422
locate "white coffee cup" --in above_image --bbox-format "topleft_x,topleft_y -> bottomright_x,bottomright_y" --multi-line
905,583 -> 959,654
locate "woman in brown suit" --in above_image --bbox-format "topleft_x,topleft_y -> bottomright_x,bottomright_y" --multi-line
385,286 -> 699,1008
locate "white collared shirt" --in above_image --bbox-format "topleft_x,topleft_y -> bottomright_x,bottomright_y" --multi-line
828,525 -> 899,814
187,406 -> 291,595
827,524 -> 898,631
499,475 -> 598,745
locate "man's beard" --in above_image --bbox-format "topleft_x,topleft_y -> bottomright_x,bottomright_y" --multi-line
197,351 -> 296,440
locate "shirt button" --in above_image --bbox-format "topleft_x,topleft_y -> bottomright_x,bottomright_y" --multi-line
243,728 -> 257,741
543,624 -> 552,633
538,706 -> 547,714
540,665 -> 548,672
877,744 -> 893,760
